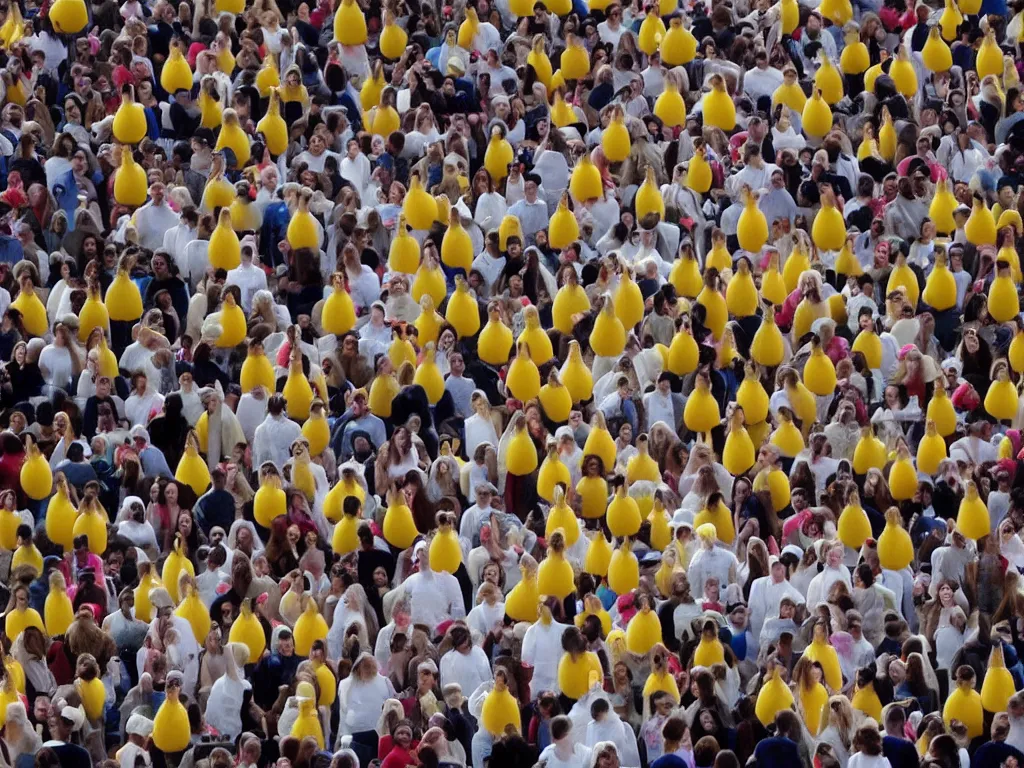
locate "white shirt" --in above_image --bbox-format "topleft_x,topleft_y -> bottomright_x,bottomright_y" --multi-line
124,390 -> 164,428
744,65 -> 785,102
343,265 -> 381,312
337,674 -> 395,736
182,239 -> 210,291
225,262 -> 268,312
440,646 -> 493,697
252,413 -> 303,471
134,201 -> 181,252
164,223 -> 197,275
522,619 -> 570,695
747,575 -> 806,649
400,568 -> 466,631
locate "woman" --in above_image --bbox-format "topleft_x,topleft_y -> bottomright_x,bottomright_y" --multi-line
375,427 -> 420,492
148,480 -> 183,552
471,168 -> 507,233
380,720 -> 419,768
10,626 -> 55,700
328,583 -> 379,659
438,624 -> 492,701
264,515 -> 300,578
7,342 -> 44,403
39,323 -> 82,394
816,695 -> 857,766
792,657 -> 829,736
805,541 -> 853,609
896,652 -> 939,714
848,723 -> 890,768
466,582 -> 505,642
337,653 -> 397,763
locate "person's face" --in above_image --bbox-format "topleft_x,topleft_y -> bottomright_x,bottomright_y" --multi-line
482,563 -> 500,585
827,544 -> 843,568
476,489 -> 493,508
287,525 -> 300,546
699,711 -> 715,731
524,180 -> 538,201
771,562 -> 787,584
450,353 -> 465,376
278,634 -> 294,655
619,423 -> 632,443
178,512 -> 192,536
152,255 -> 168,278
164,484 -> 178,505
14,590 -> 27,609
939,583 -> 954,606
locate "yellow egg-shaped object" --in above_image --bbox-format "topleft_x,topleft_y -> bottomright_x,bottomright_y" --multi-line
546,486 -> 580,545
72,497 -> 107,555
113,86 -> 147,144
506,418 -> 539,476
334,0 -> 367,45
444,276 -> 480,339
736,364 -> 769,425
505,560 -> 540,621
403,174 -> 438,230
889,446 -> 918,501
889,46 -> 918,97
560,32 -> 591,79
737,187 -> 768,253
46,479 -> 78,552
413,296 -> 443,344
838,491 -> 872,550
756,667 -> 795,726
613,271 -> 644,331
804,342 -> 837,397
538,540 -> 575,600
819,0 -> 852,24
582,413 -> 616,469
568,151 -> 603,202
840,32 -> 869,75
20,438 -> 51,501
874,107 -> 896,161
755,467 -> 791,511
506,342 -> 541,402
750,310 -> 785,368
917,420 -> 948,476
607,484 -> 641,538
923,250 -> 957,310
550,91 -> 576,128
368,373 -> 399,419
812,191 -> 847,252
94,336 -> 118,379
515,307 -> 552,364
722,414 -> 755,477
639,12 -> 667,55
478,307 -> 514,365
804,637 -> 843,691
214,108 -> 250,167
228,599 -> 266,664
887,254 -> 920,309
133,568 -> 162,624
548,193 -> 580,249
325,467 -> 365,524
388,215 -> 421,273
940,0 -> 963,39
484,131 -> 514,182
944,683 -> 984,740
44,572 -> 74,636
287,190 -> 320,251
693,633 -> 726,666
694,498 -> 736,545
240,346 -> 275,394
660,16 -> 698,66
850,681 -> 883,721
684,376 -> 720,434
380,10 -> 408,59
783,243 -> 812,294
73,676 -> 104,723
175,432 -> 211,496
160,43 -> 193,94
601,109 -> 631,162
814,54 -> 844,104
989,261 -> 1020,323
162,534 -> 195,604
670,250 -> 703,298
685,145 -> 712,194
702,75 -> 735,131
213,292 -> 245,349
649,500 -> 672,552
441,208 -> 473,272
254,476 -> 286,530
626,439 -> 661,486
802,89 -> 833,138
256,56 -> 280,98
773,77 -> 807,114
430,514 -> 463,574
0,505 -> 18,552
538,373 -> 573,426
924,385 -> 956,438
331,510 -> 361,554
635,167 -> 665,223
625,604 -> 661,654
289,696 -> 324,748
667,326 -> 700,375
314,662 -> 336,707
966,195 -> 997,246
283,357 -> 314,423
726,259 -> 758,318
1011,330 -> 1024,374
175,584 -> 212,647
552,280 -> 590,336
706,238 -> 731,272
256,88 -> 288,156
198,84 -> 222,130
922,27 -> 952,72
986,365 -> 1018,421
878,508 -> 913,570
978,29 -> 1003,79
414,344 -> 446,405
207,210 -> 242,273
981,644 -> 1016,713
360,64 -> 385,112
302,402 -> 330,457
3,606 -> 42,644
411,258 -> 446,308
654,80 -> 686,128
50,0 -> 88,32
320,274 -> 357,337
113,145 -> 148,207
771,411 -> 805,457
955,479 -> 990,540
481,679 -> 522,735
697,277 -> 727,341
608,537 -> 639,594
382,488 -> 418,549
852,426 -> 887,474
561,340 -> 593,402
78,282 -> 109,342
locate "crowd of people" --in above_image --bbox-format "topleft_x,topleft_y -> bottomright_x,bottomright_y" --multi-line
1,0 -> 1024,767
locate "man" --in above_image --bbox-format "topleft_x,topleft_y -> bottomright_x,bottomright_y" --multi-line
747,557 -> 806,655
471,232 -> 506,294
506,174 -> 548,243
42,704 -> 91,768
396,541 -> 465,633
459,483 -> 535,550
883,704 -> 924,768
643,373 -> 684,435
252,394 -> 303,471
133,182 -> 181,251
950,418 -> 998,465
55,443 -> 98,490
329,388 -> 387,461
83,376 -> 124,440
131,426 -> 174,478
743,50 -> 784,106
444,352 -> 475,418
753,709 -> 803,766
226,239 -> 268,313
194,467 -> 237,535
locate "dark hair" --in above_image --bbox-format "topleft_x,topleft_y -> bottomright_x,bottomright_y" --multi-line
694,736 -> 720,768
662,715 -> 687,743
550,715 -> 572,741
856,562 -> 874,587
